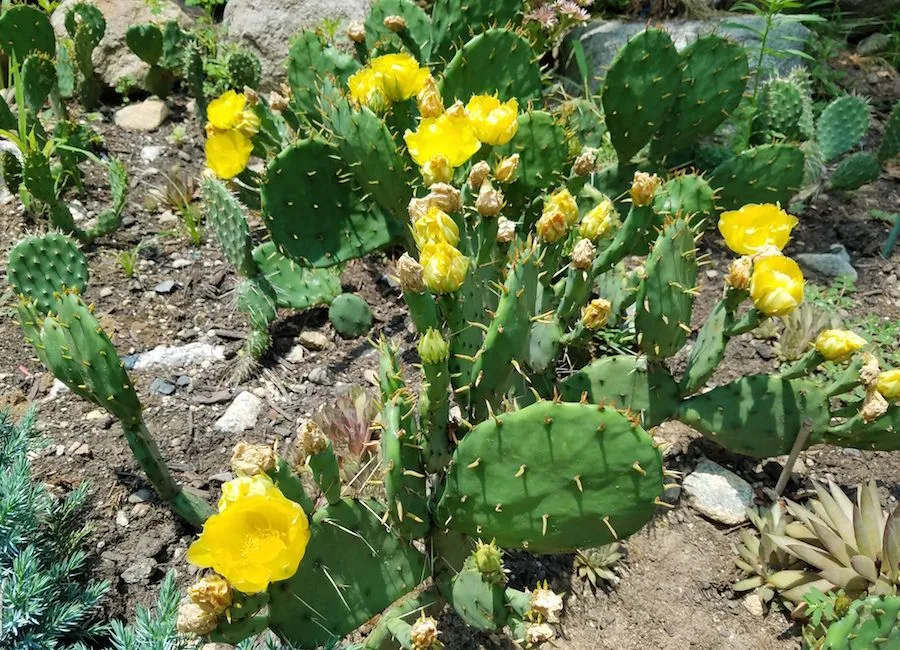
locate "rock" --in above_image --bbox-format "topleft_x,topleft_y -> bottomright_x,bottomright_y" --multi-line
297,330 -> 330,351
176,375 -> 192,388
99,287 -> 114,298
115,509 -> 130,527
84,409 -> 106,421
132,343 -> 226,371
154,279 -> 180,294
857,33 -> 892,56
121,558 -> 157,585
149,378 -> 177,396
565,17 -> 811,93
837,0 -> 900,24
741,593 -> 765,616
307,366 -> 333,386
72,442 -> 92,456
222,0 -> 370,88
114,99 -> 171,131
209,471 -> 234,483
286,345 -> 306,363
158,210 -> 179,226
682,458 -> 753,525
51,0 -> 190,92
172,258 -> 194,269
214,391 -> 263,433
795,244 -> 858,281
140,145 -> 165,164
131,503 -> 152,518
128,488 -> 154,504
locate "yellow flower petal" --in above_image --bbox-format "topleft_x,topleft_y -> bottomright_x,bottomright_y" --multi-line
876,369 -> 900,400
749,255 -> 804,317
206,130 -> 253,180
466,95 -> 519,145
218,474 -> 279,512
544,188 -> 579,225
348,66 -> 389,110
208,90 -> 248,131
370,53 -> 430,102
814,329 -> 866,362
413,204 -> 460,248
579,197 -> 618,240
404,112 -> 481,168
718,203 -> 799,256
419,241 -> 469,294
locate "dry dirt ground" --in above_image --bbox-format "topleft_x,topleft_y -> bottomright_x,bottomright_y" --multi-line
1,90 -> 898,649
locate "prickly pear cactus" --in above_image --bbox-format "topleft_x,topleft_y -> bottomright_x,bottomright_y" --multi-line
8,233 -> 89,313
830,151 -> 881,191
329,293 -> 374,338
822,595 -> 900,649
817,95 -> 870,162
226,49 -> 262,91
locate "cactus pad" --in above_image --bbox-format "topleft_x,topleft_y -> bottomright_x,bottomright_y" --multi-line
287,31 -> 359,116
676,375 -> 830,457
558,355 -> 679,428
829,151 -> 881,191
822,595 -> 900,649
602,29 -> 681,162
653,174 -> 717,224
252,242 -> 342,310
448,555 -> 508,630
329,293 -> 374,338
365,0 -> 432,60
877,101 -> 900,163
440,29 -> 541,104
381,396 -> 431,538
226,50 -> 262,91
0,5 -> 56,60
817,95 -> 870,162
22,54 -> 56,113
437,401 -> 664,552
711,143 -> 805,210
125,24 -> 163,65
266,499 -> 426,647
8,233 -> 89,313
430,0 -> 521,63
202,178 -> 256,277
679,299 -> 730,395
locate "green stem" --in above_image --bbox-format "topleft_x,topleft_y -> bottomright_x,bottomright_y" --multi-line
779,348 -> 823,380
744,10 -> 774,149
267,457 -> 314,513
825,355 -> 866,398
725,308 -> 764,336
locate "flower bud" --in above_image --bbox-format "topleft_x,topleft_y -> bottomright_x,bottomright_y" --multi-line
426,183 -> 460,213
860,353 -> 881,388
536,209 -> 568,243
861,388 -> 889,423
529,582 -> 564,623
176,600 -> 218,636
468,160 -> 491,190
384,14 -> 407,32
188,575 -> 233,614
410,614 -> 442,650
422,155 -> 452,186
749,255 -> 804,317
545,188 -> 579,225
525,622 -> 555,646
726,256 -> 753,290
572,149 -> 596,176
417,328 -> 450,365
416,76 -> 444,118
230,441 -> 276,477
570,238 -> 595,270
419,241 -> 469,294
629,171 -> 661,207
496,216 -> 516,244
408,196 -> 431,222
579,197 -> 618,241
876,368 -> 900,400
347,22 -> 366,43
476,181 -> 504,217
474,540 -> 505,582
397,252 -> 425,293
814,329 -> 866,363
298,420 -> 328,456
494,153 -> 520,184
581,298 -> 611,330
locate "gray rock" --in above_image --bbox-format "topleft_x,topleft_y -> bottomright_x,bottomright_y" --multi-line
150,378 -> 177,396
132,342 -> 226,371
114,99 -> 171,131
214,391 -> 264,433
128,488 -> 154,503
307,366 -> 333,386
171,258 -> 194,269
795,244 -> 858,281
140,145 -> 165,164
154,279 -> 180,294
741,593 -> 765,617
565,17 -> 811,93
682,458 -> 753,525
51,0 -> 190,92
121,558 -> 157,585
222,0 -> 370,89
297,330 -> 330,351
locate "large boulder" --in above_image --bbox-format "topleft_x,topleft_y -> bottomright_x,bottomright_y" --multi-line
223,0 -> 370,89
51,0 -> 191,92
564,17 -> 812,93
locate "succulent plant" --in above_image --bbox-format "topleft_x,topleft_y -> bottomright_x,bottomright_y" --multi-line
574,542 -> 626,588
734,503 -> 806,605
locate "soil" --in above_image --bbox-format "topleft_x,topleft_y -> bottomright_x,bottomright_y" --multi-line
2,72 -> 899,650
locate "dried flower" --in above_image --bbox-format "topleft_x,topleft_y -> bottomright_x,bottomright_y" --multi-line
726,256 -> 753,290
426,183 -> 460,213
188,574 -> 232,614
383,15 -> 407,32
347,22 -> 366,43
570,238 -> 595,269
572,149 -> 596,176
231,441 -> 276,477
629,171 -> 661,207
581,298 -> 611,330
476,181 -> 504,217
468,160 -> 491,190
176,600 -> 218,636
396,252 -> 425,293
496,216 -> 516,243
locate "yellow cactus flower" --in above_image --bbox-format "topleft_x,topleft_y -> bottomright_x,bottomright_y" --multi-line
419,241 -> 469,294
205,129 -> 253,180
208,90 -> 247,131
370,53 -> 431,102
404,111 -> 481,168
421,155 -> 452,186
545,188 -> 579,225
186,485 -> 310,594
581,298 -> 612,330
629,171 -> 661,207
413,204 -> 460,248
466,95 -> 519,145
749,255 -> 804,317
494,154 -> 520,184
876,369 -> 900,400
718,203 -> 799,256
236,109 -> 261,138
348,66 -> 389,111
814,329 -> 867,362
536,209 -> 568,243
188,574 -> 232,614
217,474 -> 280,512
579,198 -> 618,240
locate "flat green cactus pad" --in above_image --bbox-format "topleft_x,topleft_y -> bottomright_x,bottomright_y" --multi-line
8,233 -> 89,314
429,0 -> 522,63
252,242 -> 342,310
710,143 -> 805,210
0,5 -> 56,60
437,401 -> 664,553
365,0 -> 432,60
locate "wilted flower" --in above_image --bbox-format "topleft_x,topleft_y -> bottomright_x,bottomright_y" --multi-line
421,155 -> 452,186
268,90 -> 289,112
410,613 -> 442,650
860,353 -> 881,388
749,255 -> 804,317
529,583 -> 564,623
468,160 -> 491,190
494,154 -> 520,184
383,14 -> 407,32
347,22 -> 366,43
726,256 -> 753,290
419,241 -> 469,294
188,574 -> 232,614
405,109 -> 481,168
876,369 -> 900,400
396,252 -> 426,293
718,203 -> 799,256
496,216 -> 516,243
418,328 -> 450,365
581,298 -> 611,330
416,76 -> 444,118
536,209 -> 568,243
630,171 -> 661,207
524,622 -> 556,646
426,183 -> 460,213
466,95 -> 519,145
408,196 -> 431,222
861,388 -> 889,423
570,238 -> 595,269
814,329 -> 867,363
476,181 -> 504,217
572,149 -> 596,176
544,188 -> 579,225
370,53 -> 431,102
298,420 -> 329,456
231,441 -> 276,477
413,205 -> 460,248
176,600 -> 218,636
579,197 -> 617,240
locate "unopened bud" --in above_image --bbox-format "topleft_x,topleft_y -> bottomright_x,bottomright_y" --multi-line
476,180 -> 504,217
494,153 -> 520,184
416,76 -> 443,118
188,575 -> 232,614
468,160 -> 491,190
581,298 -> 611,330
474,540 -> 505,583
496,216 -> 516,244
268,90 -> 289,112
410,613 -> 442,650
243,87 -> 259,105
298,420 -> 328,456
422,155 -> 452,186
408,196 -> 430,222
417,328 -> 450,365
230,441 -> 275,477
629,171 -> 661,207
397,252 -> 425,293
384,15 -> 408,32
427,183 -> 460,213
726,256 -> 752,290
347,22 -> 366,43
861,387 -> 888,423
572,149 -> 596,176
176,600 -> 218,636
570,238 -> 595,270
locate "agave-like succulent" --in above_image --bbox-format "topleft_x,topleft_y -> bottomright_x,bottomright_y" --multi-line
769,480 -> 900,600
574,542 -> 626,588
734,503 -> 806,604
312,387 -> 377,490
